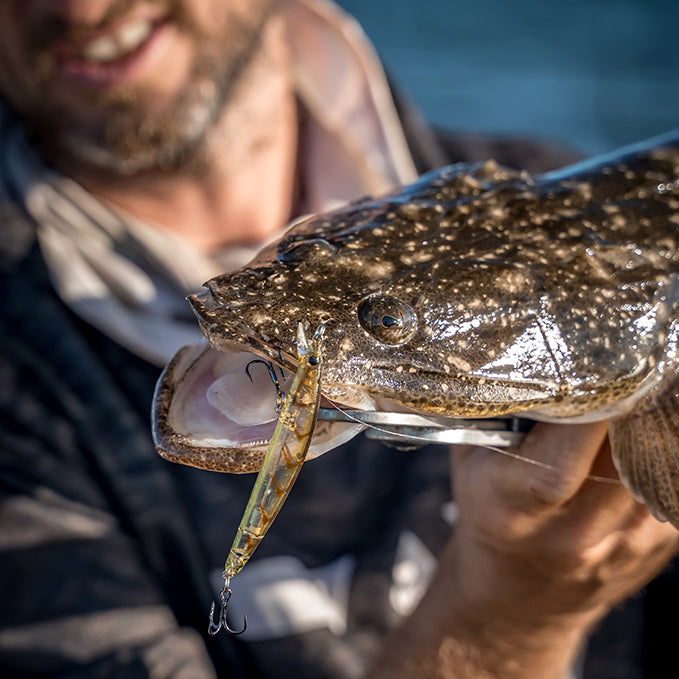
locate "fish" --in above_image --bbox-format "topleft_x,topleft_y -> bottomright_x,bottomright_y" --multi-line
152,130 -> 679,528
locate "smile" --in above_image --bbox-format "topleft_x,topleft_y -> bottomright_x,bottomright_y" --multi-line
79,17 -> 155,64
51,11 -> 172,85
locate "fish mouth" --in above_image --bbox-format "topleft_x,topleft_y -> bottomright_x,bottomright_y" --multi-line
152,289 -> 370,474
152,341 -> 369,474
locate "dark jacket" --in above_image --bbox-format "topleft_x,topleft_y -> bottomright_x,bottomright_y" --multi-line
0,101 -> 673,679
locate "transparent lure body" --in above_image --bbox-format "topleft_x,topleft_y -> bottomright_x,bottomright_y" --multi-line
209,324 -> 324,635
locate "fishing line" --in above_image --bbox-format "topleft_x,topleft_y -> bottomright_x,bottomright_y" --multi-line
325,398 -> 621,486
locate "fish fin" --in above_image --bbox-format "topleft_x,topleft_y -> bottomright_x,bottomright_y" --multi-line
609,376 -> 679,528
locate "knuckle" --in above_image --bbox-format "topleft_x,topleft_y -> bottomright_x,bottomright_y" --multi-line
522,467 -> 578,511
473,505 -> 533,545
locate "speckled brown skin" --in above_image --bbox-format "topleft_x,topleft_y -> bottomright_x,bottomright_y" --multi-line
189,132 -> 679,416
153,132 -> 679,523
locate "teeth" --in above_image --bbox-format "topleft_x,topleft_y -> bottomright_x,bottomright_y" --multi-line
80,19 -> 153,63
82,35 -> 119,63
117,19 -> 153,53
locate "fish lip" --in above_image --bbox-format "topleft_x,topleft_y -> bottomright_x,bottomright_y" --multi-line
187,287 -> 376,411
151,342 -> 285,474
187,287 -> 298,370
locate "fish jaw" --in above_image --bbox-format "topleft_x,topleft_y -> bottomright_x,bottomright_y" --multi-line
152,341 -> 367,473
187,286 -> 296,368
152,343 -> 275,473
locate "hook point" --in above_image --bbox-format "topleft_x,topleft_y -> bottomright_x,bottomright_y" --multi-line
207,581 -> 247,636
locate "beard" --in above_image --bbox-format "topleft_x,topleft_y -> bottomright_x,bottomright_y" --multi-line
25,0 -> 275,176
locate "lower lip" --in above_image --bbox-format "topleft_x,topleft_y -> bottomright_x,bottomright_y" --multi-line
55,20 -> 173,88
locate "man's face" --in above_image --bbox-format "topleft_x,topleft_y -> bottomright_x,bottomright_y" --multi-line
0,0 -> 274,174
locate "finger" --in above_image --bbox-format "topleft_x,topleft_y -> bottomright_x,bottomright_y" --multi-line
554,437 -> 679,541
544,438 -> 672,551
486,420 -> 610,515
450,421 -> 612,544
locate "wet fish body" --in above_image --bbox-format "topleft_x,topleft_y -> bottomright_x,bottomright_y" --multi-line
153,131 -> 679,526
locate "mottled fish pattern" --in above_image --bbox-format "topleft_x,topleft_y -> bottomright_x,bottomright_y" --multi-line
155,131 -> 679,526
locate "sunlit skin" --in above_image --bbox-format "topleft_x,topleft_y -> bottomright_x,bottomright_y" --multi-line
1,2 -> 678,678
0,0 -> 298,252
370,425 -> 679,678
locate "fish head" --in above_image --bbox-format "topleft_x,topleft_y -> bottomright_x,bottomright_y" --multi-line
153,147 -> 679,475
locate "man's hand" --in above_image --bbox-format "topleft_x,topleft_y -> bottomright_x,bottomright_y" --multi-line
368,421 -> 679,678
451,421 -> 678,626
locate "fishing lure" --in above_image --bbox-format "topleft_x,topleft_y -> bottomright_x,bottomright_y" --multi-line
208,323 -> 325,635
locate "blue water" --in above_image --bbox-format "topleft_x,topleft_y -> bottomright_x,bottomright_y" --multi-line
336,0 -> 679,155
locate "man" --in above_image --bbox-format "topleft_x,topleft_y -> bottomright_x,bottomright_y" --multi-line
0,1 -> 676,677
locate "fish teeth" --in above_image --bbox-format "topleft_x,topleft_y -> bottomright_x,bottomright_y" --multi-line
80,18 -> 153,63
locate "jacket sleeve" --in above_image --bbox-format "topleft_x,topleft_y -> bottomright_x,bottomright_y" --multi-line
0,250 -> 225,679
0,358 -> 218,679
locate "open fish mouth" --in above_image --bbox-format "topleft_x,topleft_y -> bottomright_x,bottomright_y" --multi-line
153,282 -> 388,474
152,339 -> 370,474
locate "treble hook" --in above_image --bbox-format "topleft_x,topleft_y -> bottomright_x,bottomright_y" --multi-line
208,574 -> 247,636
245,359 -> 286,410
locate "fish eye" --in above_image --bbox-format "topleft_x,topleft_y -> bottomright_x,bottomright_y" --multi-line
357,295 -> 417,345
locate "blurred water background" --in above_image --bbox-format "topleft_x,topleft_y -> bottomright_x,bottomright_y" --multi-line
336,0 -> 679,156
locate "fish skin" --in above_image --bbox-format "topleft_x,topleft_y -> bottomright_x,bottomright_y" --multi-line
189,131 -> 679,419
153,131 -> 679,527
